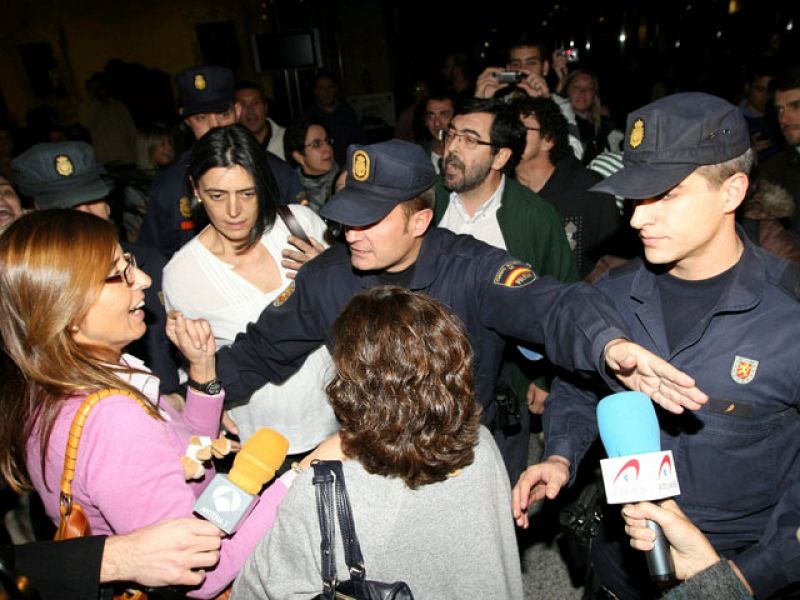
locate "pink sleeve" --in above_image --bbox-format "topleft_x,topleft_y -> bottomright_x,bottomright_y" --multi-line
78,397 -> 285,598
176,388 -> 224,437
188,480 -> 289,598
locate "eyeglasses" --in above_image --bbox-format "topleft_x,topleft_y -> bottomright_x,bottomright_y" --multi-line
444,129 -> 496,149
304,137 -> 334,149
104,252 -> 137,286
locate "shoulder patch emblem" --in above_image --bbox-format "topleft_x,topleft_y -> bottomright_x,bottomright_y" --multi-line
54,155 -> 74,177
194,74 -> 207,91
179,196 -> 193,218
352,150 -> 370,181
731,355 -> 758,384
493,261 -> 537,288
629,118 -> 645,149
273,282 -> 295,307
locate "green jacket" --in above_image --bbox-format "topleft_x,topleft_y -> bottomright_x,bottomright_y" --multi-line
434,176 -> 578,282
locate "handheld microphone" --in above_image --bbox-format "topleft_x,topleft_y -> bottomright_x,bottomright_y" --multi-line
597,391 -> 676,584
194,427 -> 289,534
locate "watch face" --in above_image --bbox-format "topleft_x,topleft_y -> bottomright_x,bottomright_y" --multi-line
205,380 -> 223,395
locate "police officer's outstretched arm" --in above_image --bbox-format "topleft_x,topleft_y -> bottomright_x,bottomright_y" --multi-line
214,270 -> 329,408
475,255 -> 707,412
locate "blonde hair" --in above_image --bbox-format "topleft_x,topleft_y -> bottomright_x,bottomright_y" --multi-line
0,210 -> 158,491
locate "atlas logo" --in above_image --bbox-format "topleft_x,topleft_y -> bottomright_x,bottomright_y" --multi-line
613,458 -> 640,484
212,484 -> 242,513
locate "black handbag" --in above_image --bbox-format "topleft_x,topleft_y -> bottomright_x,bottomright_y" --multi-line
310,461 -> 414,600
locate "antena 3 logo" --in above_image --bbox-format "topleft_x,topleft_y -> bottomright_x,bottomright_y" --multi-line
212,484 -> 242,512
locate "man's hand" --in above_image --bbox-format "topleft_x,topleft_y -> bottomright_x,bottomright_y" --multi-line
517,72 -> 551,98
101,518 -> 223,586
604,339 -> 707,413
281,235 -> 325,280
551,50 -> 568,94
512,456 -> 570,529
526,382 -> 549,415
475,67 -> 509,98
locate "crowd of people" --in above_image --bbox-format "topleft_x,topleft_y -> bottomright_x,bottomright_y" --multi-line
0,29 -> 798,600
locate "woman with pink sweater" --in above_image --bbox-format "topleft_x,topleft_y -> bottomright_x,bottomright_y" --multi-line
0,210 -> 289,598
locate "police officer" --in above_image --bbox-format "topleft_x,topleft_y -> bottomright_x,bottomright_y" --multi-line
179,139 -> 705,479
137,66 -> 302,259
513,93 -> 800,599
12,141 -> 180,395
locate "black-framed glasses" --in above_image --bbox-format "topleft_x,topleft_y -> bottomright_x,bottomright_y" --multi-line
304,137 -> 334,149
105,252 -> 137,286
444,129 -> 496,149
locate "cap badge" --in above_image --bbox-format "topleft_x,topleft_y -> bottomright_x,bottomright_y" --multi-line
54,155 -> 74,177
629,118 -> 645,149
194,74 -> 207,91
352,150 -> 370,182
731,355 -> 758,384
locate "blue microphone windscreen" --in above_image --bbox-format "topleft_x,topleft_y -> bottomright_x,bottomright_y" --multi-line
597,391 -> 661,457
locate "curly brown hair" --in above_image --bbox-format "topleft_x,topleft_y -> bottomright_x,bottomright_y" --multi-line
327,286 -> 481,489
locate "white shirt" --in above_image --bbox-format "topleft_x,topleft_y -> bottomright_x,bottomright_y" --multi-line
163,205 -> 338,453
438,175 -> 508,251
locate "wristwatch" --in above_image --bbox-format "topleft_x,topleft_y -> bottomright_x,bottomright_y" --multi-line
187,377 -> 223,395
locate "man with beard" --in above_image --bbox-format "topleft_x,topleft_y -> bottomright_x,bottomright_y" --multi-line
433,98 -> 578,480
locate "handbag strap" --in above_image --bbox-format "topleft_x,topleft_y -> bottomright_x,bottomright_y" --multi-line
59,388 -> 154,519
312,461 -> 338,599
312,460 -> 368,596
278,205 -> 311,245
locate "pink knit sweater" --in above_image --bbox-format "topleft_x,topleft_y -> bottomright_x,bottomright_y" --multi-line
25,379 -> 287,598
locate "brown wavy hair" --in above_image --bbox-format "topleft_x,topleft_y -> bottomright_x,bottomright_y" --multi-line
0,210 -> 158,492
327,286 -> 480,488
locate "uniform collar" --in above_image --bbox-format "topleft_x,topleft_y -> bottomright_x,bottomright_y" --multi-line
630,225 -> 765,314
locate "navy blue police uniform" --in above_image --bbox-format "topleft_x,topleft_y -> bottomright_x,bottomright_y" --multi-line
541,92 -> 800,599
217,139 -> 637,476
544,240 -> 800,599
218,225 -> 628,430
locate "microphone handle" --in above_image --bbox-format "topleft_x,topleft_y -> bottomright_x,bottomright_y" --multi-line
645,519 -> 676,584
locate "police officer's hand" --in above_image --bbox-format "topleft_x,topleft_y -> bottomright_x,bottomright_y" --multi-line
512,456 -> 570,529
281,235 -> 325,280
622,500 -> 720,582
526,382 -> 549,415
603,339 -> 707,413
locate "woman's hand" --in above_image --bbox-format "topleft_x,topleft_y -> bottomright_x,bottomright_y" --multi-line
166,311 -> 216,383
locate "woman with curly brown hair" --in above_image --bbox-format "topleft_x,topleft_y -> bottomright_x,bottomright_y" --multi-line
233,286 -> 523,598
